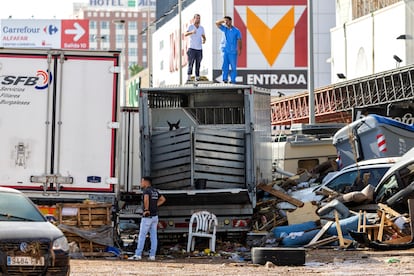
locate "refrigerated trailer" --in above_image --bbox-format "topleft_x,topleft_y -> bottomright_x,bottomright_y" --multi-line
136,84 -> 272,233
0,48 -> 121,202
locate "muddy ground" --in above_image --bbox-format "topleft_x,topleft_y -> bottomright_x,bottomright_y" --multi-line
69,248 -> 414,275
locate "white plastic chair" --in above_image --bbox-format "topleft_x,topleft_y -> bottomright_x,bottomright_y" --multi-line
187,211 -> 218,253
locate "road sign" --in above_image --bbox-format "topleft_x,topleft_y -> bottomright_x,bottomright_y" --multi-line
61,20 -> 89,49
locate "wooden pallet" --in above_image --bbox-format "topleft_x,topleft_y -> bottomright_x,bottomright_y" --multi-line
64,232 -> 107,253
56,202 -> 112,228
56,202 -> 113,253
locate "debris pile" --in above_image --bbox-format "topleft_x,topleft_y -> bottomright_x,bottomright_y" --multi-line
251,162 -> 413,251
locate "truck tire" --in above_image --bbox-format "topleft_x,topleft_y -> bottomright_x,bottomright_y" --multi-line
251,247 -> 305,266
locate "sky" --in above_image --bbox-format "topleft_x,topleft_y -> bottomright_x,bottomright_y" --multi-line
0,0 -> 88,19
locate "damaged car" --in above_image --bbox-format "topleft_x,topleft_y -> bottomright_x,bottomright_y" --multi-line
0,187 -> 70,275
375,147 -> 414,213
288,157 -> 398,203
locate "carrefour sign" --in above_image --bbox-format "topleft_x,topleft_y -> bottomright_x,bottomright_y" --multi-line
0,19 -> 89,49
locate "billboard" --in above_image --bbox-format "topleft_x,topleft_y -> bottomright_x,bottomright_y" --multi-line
213,0 -> 308,90
0,19 -> 89,49
151,0 -> 334,94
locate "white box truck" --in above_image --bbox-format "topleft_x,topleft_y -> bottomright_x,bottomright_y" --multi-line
0,48 -> 121,201
333,114 -> 414,168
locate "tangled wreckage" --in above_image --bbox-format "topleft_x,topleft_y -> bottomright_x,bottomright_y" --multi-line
252,116 -> 414,257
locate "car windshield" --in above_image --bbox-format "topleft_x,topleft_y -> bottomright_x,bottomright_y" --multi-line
376,162 -> 414,203
325,167 -> 389,193
0,192 -> 46,222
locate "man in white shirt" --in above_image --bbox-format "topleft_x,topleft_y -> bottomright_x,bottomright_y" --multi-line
185,14 -> 206,82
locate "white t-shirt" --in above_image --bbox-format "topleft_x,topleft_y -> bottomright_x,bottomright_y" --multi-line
187,24 -> 205,50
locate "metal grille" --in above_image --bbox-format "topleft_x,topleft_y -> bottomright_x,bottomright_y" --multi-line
0,239 -> 50,274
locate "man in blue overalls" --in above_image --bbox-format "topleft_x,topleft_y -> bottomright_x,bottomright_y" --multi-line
215,16 -> 242,84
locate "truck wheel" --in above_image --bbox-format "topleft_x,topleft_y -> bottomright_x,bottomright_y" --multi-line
251,247 -> 306,266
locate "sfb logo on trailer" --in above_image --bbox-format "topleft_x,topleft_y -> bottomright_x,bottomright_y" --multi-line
1,69 -> 52,90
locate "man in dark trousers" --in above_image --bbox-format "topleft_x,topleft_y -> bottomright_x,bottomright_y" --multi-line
129,176 -> 166,261
185,14 -> 206,82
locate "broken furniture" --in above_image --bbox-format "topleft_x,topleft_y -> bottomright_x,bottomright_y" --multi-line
187,210 -> 218,253
350,199 -> 414,250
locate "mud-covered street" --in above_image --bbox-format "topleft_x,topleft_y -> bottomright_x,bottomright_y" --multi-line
69,249 -> 414,275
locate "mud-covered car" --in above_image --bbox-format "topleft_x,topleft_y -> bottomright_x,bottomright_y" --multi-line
0,187 -> 70,275
288,157 -> 398,203
375,147 -> 414,212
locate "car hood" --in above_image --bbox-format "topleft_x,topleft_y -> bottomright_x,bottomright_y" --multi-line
0,221 -> 64,240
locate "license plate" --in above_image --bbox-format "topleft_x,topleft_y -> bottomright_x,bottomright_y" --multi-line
7,256 -> 45,266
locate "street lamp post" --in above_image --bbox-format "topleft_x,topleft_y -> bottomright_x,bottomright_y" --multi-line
113,19 -> 126,106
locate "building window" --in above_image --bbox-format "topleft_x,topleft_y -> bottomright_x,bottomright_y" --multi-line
129,48 -> 137,56
101,21 -> 109,30
142,12 -> 147,18
129,34 -> 137,43
142,21 -> 147,30
90,21 -> 97,29
115,23 -> 124,30
128,21 -> 137,30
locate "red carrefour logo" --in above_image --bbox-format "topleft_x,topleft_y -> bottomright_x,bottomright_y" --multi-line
61,20 -> 89,49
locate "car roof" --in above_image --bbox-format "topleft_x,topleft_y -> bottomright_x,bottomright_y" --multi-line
0,186 -> 23,194
378,147 -> 414,183
341,157 -> 399,171
322,157 -> 397,185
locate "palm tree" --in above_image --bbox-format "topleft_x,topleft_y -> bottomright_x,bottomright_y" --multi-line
129,64 -> 144,77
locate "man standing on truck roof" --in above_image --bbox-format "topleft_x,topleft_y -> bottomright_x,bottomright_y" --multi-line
215,16 -> 242,84
129,176 -> 166,261
185,14 -> 206,82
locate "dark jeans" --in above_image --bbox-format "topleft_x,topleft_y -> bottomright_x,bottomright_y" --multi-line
187,48 -> 203,77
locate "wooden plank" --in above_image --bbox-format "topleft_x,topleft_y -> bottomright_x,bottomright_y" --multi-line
335,211 -> 344,247
304,236 -> 339,248
152,127 -> 190,140
257,184 -> 304,207
152,140 -> 191,155
194,164 -> 245,176
378,203 -> 402,218
152,148 -> 191,163
194,172 -> 245,184
196,128 -> 244,139
377,210 -> 386,242
202,181 -> 245,189
196,157 -> 244,169
195,149 -> 244,161
306,221 -> 334,246
151,164 -> 191,178
334,211 -> 352,248
196,142 -> 244,154
151,156 -> 191,170
153,171 -> 191,185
